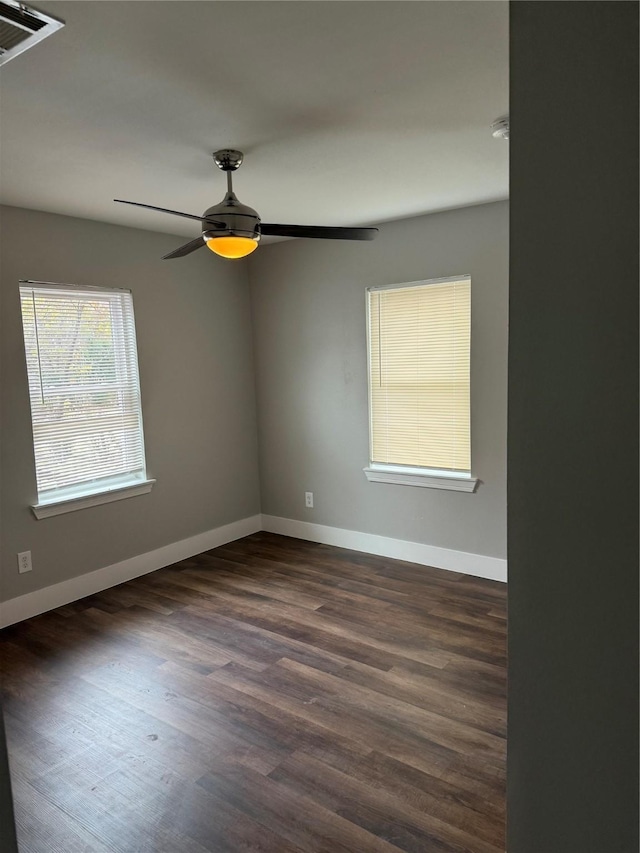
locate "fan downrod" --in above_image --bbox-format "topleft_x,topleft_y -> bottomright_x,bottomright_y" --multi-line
213,149 -> 244,172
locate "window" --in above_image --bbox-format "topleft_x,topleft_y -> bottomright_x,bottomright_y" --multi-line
364,275 -> 477,492
19,281 -> 154,518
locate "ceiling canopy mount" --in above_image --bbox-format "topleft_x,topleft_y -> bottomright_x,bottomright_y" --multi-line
213,149 -> 244,172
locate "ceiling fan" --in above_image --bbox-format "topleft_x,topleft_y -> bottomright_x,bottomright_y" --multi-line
115,149 -> 379,260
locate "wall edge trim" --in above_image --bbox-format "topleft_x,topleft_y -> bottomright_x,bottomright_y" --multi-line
1,513 -> 507,628
261,514 -> 507,582
0,514 -> 262,628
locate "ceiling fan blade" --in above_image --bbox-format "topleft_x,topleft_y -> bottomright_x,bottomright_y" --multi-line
114,199 -> 224,228
260,223 -> 378,241
162,236 -> 206,260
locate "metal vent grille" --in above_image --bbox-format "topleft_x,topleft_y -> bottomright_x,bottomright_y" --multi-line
0,0 -> 63,66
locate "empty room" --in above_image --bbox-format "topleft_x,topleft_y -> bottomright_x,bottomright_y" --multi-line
0,2 -> 637,853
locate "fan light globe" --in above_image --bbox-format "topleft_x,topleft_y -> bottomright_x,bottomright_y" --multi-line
206,236 -> 259,259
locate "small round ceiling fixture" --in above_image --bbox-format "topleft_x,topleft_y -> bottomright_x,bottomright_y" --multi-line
491,115 -> 510,140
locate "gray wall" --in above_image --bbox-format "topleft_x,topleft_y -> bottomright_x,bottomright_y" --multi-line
249,200 -> 508,558
0,205 -> 261,603
508,2 -> 638,851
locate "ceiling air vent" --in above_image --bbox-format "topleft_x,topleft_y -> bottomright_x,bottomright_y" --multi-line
0,0 -> 63,66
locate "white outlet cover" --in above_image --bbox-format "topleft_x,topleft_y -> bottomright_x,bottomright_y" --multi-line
17,551 -> 32,573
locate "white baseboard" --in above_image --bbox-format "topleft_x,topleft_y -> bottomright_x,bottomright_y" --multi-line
261,514 -> 507,583
0,514 -> 262,629
0,512 -> 506,628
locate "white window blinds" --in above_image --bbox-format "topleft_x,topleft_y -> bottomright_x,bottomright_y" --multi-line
19,283 -> 148,504
368,277 -> 471,473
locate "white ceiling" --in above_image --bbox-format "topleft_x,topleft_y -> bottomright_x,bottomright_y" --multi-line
0,1 -> 509,240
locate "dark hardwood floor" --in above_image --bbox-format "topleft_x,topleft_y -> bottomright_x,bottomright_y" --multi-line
0,532 -> 506,853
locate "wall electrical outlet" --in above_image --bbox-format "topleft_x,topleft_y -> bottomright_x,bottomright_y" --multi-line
18,551 -> 32,573
305,492 -> 314,508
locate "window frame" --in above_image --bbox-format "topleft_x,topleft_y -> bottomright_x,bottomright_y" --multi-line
364,275 -> 478,493
19,280 -> 155,518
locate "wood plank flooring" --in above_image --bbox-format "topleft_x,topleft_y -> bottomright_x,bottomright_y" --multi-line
0,532 -> 506,853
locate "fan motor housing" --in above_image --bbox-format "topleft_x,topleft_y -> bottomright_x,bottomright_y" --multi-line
202,195 -> 261,242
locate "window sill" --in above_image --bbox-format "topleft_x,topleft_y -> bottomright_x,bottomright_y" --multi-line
363,467 -> 478,492
31,479 -> 156,519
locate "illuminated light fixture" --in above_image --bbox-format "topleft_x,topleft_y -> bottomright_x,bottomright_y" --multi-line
199,150 -> 261,260
206,235 -> 259,259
